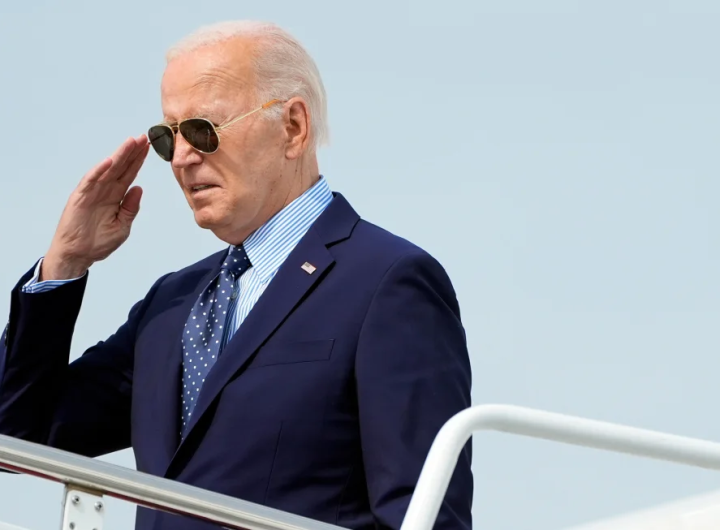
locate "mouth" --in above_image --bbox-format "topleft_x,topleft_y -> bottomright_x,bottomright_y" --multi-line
189,184 -> 218,195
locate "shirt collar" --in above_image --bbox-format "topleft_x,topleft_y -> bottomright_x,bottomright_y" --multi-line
236,176 -> 333,283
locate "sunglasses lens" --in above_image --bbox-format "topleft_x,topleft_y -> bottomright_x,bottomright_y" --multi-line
148,125 -> 174,162
179,119 -> 219,154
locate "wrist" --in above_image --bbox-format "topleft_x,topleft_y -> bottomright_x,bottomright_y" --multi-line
40,252 -> 91,281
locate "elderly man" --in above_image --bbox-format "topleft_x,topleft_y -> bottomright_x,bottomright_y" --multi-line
0,21 -> 472,530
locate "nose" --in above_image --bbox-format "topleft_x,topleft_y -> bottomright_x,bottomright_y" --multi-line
172,132 -> 204,169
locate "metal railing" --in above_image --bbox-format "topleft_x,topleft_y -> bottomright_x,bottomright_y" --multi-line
0,432 -> 344,530
4,404 -> 720,530
402,405 -> 720,530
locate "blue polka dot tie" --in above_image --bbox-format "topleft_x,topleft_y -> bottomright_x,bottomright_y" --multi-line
180,245 -> 252,437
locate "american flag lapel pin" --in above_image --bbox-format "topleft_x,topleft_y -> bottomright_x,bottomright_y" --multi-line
301,262 -> 317,275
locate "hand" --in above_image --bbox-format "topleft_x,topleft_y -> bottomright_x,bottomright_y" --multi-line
42,136 -> 150,281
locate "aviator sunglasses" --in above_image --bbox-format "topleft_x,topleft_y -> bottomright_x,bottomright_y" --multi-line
148,99 -> 283,162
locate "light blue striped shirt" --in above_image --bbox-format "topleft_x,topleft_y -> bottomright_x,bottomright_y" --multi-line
23,177 -> 334,343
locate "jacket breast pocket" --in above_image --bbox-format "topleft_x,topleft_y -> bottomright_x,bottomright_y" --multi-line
249,339 -> 335,369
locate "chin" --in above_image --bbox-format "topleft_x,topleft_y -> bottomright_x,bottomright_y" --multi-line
190,203 -> 252,244
192,209 -> 222,230
192,211 -> 240,244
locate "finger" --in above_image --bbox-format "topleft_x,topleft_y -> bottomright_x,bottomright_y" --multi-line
117,142 -> 150,188
104,136 -> 147,182
118,186 -> 143,225
81,157 -> 114,185
85,137 -> 137,185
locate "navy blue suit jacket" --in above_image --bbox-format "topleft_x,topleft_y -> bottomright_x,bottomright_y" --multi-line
0,193 -> 473,530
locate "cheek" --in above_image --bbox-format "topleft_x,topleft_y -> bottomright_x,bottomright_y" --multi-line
225,122 -> 279,165
211,126 -> 283,200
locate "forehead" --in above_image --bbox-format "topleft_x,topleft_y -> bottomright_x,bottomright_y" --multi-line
161,40 -> 256,120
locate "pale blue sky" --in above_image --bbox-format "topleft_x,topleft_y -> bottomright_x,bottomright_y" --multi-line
1,1 -> 719,529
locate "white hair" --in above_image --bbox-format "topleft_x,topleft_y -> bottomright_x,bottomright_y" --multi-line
167,20 -> 329,149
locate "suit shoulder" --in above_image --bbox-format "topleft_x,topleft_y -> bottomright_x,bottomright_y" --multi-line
349,219 -> 464,323
342,219 -> 450,278
359,218 -> 439,257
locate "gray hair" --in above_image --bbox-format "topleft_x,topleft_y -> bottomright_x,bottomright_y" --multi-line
167,21 -> 329,149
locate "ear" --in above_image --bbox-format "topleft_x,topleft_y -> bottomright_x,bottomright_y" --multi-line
283,97 -> 312,159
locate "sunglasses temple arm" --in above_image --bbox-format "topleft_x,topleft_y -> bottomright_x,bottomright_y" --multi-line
216,106 -> 264,131
216,99 -> 282,131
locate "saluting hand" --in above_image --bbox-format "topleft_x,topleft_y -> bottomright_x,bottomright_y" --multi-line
42,136 -> 150,281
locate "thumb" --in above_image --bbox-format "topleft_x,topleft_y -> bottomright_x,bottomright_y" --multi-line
118,186 -> 143,225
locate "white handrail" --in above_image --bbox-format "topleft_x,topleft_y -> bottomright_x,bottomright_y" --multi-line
4,405 -> 720,530
0,433 -> 344,530
401,404 -> 720,530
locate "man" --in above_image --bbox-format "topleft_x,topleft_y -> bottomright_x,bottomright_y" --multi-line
0,21 -> 472,530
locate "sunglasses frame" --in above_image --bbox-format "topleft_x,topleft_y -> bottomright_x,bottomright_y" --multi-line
148,98 -> 284,161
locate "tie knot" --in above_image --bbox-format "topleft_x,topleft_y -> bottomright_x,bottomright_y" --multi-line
221,245 -> 252,277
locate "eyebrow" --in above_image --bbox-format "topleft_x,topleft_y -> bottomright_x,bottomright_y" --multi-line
162,110 -> 223,125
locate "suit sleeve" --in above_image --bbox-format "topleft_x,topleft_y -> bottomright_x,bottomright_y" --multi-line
21,257 -> 86,293
355,251 -> 473,530
0,264 -> 167,457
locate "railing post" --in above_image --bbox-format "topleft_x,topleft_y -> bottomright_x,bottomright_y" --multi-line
59,487 -> 105,530
400,404 -> 720,530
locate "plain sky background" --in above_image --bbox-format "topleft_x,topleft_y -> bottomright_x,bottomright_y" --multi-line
0,0 -> 719,529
